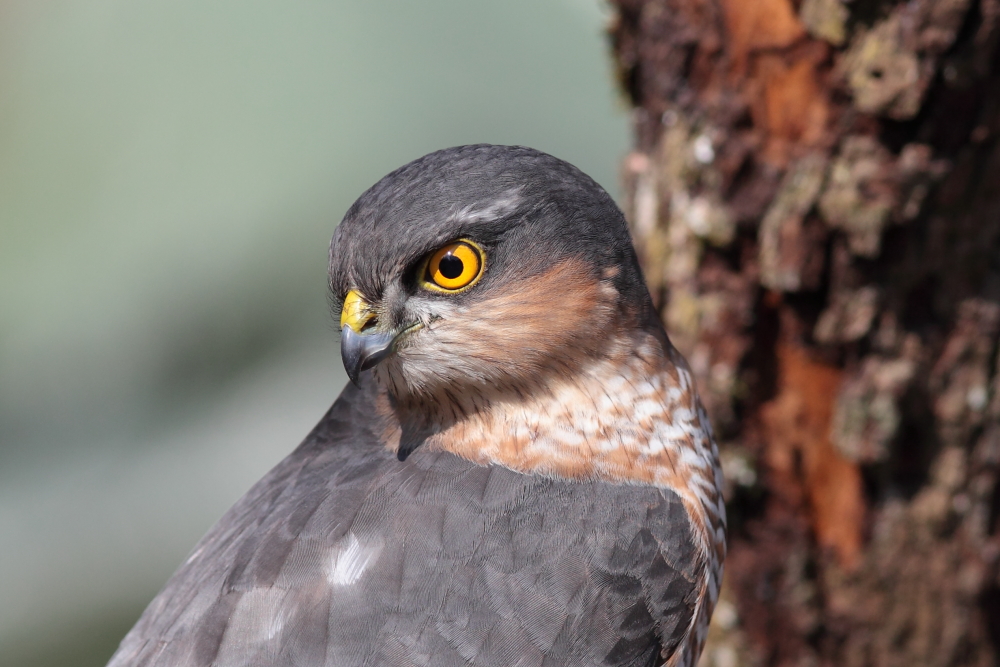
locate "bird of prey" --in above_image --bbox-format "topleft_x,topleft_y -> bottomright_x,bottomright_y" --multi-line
107,145 -> 726,667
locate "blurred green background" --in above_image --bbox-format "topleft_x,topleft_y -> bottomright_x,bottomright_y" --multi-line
0,1 -> 628,665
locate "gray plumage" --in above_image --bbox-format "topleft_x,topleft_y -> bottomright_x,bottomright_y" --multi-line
108,380 -> 700,667
108,145 -> 721,667
328,145 -> 654,328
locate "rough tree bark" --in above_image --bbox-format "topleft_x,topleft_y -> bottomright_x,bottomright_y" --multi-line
607,1 -> 1000,665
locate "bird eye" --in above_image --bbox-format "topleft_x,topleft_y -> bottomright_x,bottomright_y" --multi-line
423,240 -> 484,292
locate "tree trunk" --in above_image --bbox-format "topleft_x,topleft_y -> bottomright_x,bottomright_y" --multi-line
607,1 -> 1000,665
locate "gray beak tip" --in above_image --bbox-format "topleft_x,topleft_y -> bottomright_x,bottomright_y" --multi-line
340,325 -> 396,385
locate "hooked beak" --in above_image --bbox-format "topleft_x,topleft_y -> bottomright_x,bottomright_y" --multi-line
339,289 -> 415,385
340,326 -> 397,385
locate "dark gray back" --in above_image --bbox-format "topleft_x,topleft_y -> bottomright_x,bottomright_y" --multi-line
108,382 -> 700,667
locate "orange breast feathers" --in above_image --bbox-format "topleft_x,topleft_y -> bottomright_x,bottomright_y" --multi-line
427,338 -> 722,536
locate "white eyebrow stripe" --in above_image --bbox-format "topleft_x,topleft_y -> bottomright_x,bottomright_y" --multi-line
452,189 -> 523,224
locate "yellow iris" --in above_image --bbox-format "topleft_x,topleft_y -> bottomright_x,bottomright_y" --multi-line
423,240 -> 484,292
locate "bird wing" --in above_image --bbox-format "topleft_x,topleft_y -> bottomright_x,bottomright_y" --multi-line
108,383 -> 702,667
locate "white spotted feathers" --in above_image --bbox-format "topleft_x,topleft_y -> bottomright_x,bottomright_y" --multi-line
328,533 -> 382,587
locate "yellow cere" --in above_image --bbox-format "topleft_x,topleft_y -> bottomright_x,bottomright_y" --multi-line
425,240 -> 484,291
341,289 -> 375,332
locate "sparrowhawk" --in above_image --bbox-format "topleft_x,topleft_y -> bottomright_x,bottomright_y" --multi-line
107,145 -> 726,667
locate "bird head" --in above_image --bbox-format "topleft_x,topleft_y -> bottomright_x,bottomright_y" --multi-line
328,145 -> 661,414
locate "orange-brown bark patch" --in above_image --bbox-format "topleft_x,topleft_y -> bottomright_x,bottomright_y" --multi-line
720,0 -> 804,75
751,48 -> 830,165
760,342 -> 865,568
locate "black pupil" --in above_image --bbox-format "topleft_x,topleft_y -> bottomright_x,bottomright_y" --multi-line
439,254 -> 465,280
